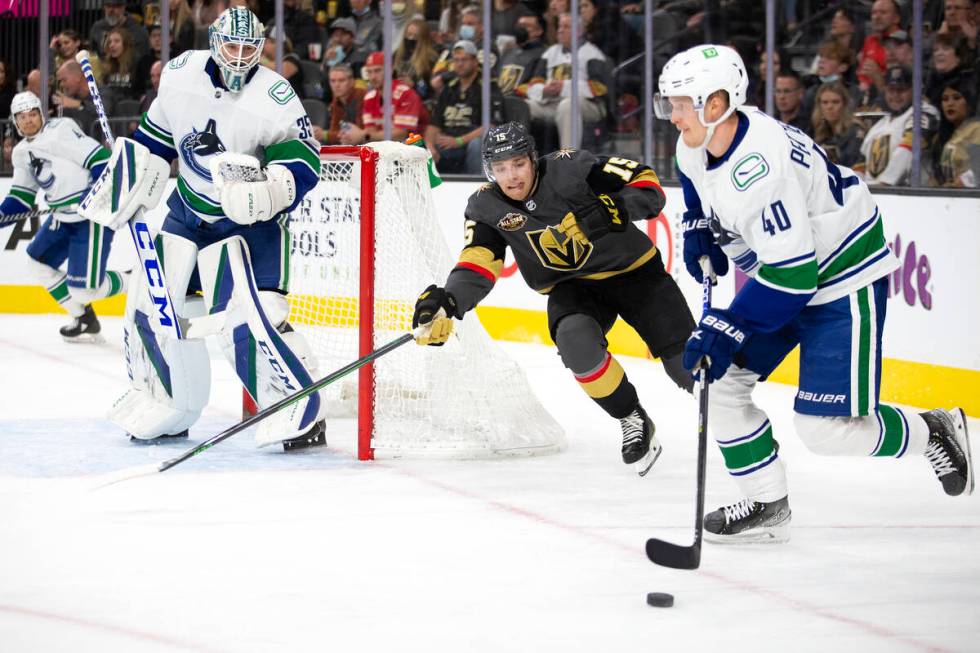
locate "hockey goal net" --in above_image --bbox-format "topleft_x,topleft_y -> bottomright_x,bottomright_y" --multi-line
252,142 -> 564,460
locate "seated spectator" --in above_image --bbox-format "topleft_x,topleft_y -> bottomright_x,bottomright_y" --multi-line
262,28 -> 306,99
431,4 -> 497,95
324,63 -> 366,144
526,12 -> 608,150
826,7 -> 862,53
139,60 -> 163,114
805,41 -> 862,113
26,69 -> 43,102
425,40 -> 504,174
544,0 -> 569,45
857,0 -> 902,93
99,27 -> 139,104
89,0 -> 149,59
498,14 -> 547,98
928,74 -> 980,186
345,52 -> 426,144
925,32 -> 975,108
883,29 -> 915,69
322,17 -> 359,76
351,0 -> 383,68
394,17 -> 441,106
774,71 -> 810,134
580,0 -> 642,66
53,61 -> 100,135
855,65 -> 940,186
751,47 -> 787,108
437,0 -> 467,47
132,24 -> 162,99
492,0 -> 533,37
936,0 -> 978,53
0,58 -> 15,121
283,0 -> 321,60
811,82 -> 866,167
48,30 -> 84,72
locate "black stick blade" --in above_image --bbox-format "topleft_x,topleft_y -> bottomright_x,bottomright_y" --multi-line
646,538 -> 701,570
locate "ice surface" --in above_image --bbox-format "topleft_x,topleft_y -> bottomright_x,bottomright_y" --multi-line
1,314 -> 977,652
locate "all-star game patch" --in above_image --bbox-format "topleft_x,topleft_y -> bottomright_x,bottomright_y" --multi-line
498,212 -> 527,231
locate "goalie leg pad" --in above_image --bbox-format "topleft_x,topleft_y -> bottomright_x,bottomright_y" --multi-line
198,236 -> 322,445
110,240 -> 211,439
79,137 -> 170,231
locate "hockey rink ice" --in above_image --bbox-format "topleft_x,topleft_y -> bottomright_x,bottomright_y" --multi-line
1,313 -> 977,653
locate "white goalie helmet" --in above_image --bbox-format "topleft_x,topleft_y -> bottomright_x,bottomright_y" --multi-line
654,44 -> 748,133
10,90 -> 44,137
209,6 -> 265,93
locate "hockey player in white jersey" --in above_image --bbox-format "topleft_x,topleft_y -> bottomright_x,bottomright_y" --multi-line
654,44 -> 973,543
0,91 -> 124,342
80,7 -> 326,450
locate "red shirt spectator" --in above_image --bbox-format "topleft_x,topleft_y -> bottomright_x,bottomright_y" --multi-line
344,52 -> 427,144
857,0 -> 902,89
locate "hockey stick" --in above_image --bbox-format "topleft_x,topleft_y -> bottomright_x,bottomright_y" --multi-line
91,330 -> 422,488
646,258 -> 713,570
0,206 -> 69,227
74,50 -> 183,340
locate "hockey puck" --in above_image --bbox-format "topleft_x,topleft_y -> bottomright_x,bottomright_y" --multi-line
646,592 -> 674,608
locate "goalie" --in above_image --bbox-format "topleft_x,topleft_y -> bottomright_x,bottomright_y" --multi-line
81,7 -> 326,450
413,122 -> 696,476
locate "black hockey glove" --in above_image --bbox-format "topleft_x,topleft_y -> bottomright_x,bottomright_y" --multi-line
412,285 -> 459,346
557,193 -> 629,247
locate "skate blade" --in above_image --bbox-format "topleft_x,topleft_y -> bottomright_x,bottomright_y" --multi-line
635,442 -> 663,477
952,408 -> 974,496
62,333 -> 105,345
704,521 -> 791,545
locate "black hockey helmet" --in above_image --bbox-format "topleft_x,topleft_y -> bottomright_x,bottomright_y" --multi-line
481,121 -> 537,182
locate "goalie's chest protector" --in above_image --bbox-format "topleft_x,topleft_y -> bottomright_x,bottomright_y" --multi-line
466,150 -> 656,293
153,51 -> 303,218
12,119 -> 97,211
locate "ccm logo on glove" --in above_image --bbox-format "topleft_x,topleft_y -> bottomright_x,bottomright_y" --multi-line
702,314 -> 746,344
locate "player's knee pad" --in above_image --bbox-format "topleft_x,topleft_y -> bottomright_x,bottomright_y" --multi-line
199,236 -> 322,445
793,412 -> 878,456
554,313 -> 607,374
111,261 -> 211,439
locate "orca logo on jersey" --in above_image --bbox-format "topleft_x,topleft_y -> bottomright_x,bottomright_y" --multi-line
526,224 -> 593,271
179,118 -> 227,182
28,152 -> 55,190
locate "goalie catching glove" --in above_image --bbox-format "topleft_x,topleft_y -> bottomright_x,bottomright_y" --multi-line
412,284 -> 459,346
556,192 -> 628,247
209,152 -> 296,225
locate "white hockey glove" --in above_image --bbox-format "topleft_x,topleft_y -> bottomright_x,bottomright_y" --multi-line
210,153 -> 296,226
79,137 -> 170,230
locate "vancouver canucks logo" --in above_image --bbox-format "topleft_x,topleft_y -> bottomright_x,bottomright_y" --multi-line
526,223 -> 593,271
28,152 -> 55,190
707,209 -> 739,246
179,118 -> 226,182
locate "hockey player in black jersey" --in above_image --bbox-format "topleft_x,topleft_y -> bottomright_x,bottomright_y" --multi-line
412,122 -> 696,475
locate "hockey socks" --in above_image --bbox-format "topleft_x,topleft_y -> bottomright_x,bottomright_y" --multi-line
573,352 -> 638,419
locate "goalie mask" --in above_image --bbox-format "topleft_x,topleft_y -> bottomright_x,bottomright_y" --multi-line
10,91 -> 44,138
654,44 -> 748,147
209,7 -> 265,93
481,121 -> 538,183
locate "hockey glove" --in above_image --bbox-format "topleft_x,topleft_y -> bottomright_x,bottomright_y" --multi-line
682,214 -> 728,284
682,309 -> 750,383
557,193 -> 629,247
211,153 -> 296,225
412,284 -> 459,346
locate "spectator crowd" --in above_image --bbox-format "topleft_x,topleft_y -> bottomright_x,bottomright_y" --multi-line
2,0 -> 980,185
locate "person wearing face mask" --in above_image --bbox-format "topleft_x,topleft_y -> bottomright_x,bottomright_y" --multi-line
322,17 -> 358,74
350,0 -> 383,68
804,41 -> 862,119
498,14 -> 547,98
393,17 -> 441,105
928,74 -> 980,187
88,0 -> 149,60
431,5 -> 498,94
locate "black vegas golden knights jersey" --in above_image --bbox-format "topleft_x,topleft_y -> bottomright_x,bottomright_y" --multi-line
444,148 -> 667,315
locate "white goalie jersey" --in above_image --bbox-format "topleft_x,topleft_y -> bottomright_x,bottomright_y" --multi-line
132,50 -> 320,223
6,118 -> 109,222
676,108 -> 899,308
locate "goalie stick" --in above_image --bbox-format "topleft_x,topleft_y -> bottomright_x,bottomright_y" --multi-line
91,328 -> 425,488
74,50 -> 183,340
646,259 -> 713,570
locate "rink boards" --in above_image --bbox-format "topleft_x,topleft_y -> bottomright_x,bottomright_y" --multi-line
0,178 -> 976,415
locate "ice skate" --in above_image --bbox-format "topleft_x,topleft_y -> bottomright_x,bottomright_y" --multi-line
922,408 -> 973,496
60,304 -> 104,344
704,496 -> 791,544
620,405 -> 662,477
129,430 -> 189,445
282,419 -> 327,452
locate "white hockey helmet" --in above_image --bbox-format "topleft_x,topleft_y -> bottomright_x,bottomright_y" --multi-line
654,44 -> 748,133
10,90 -> 44,137
208,6 -> 265,93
